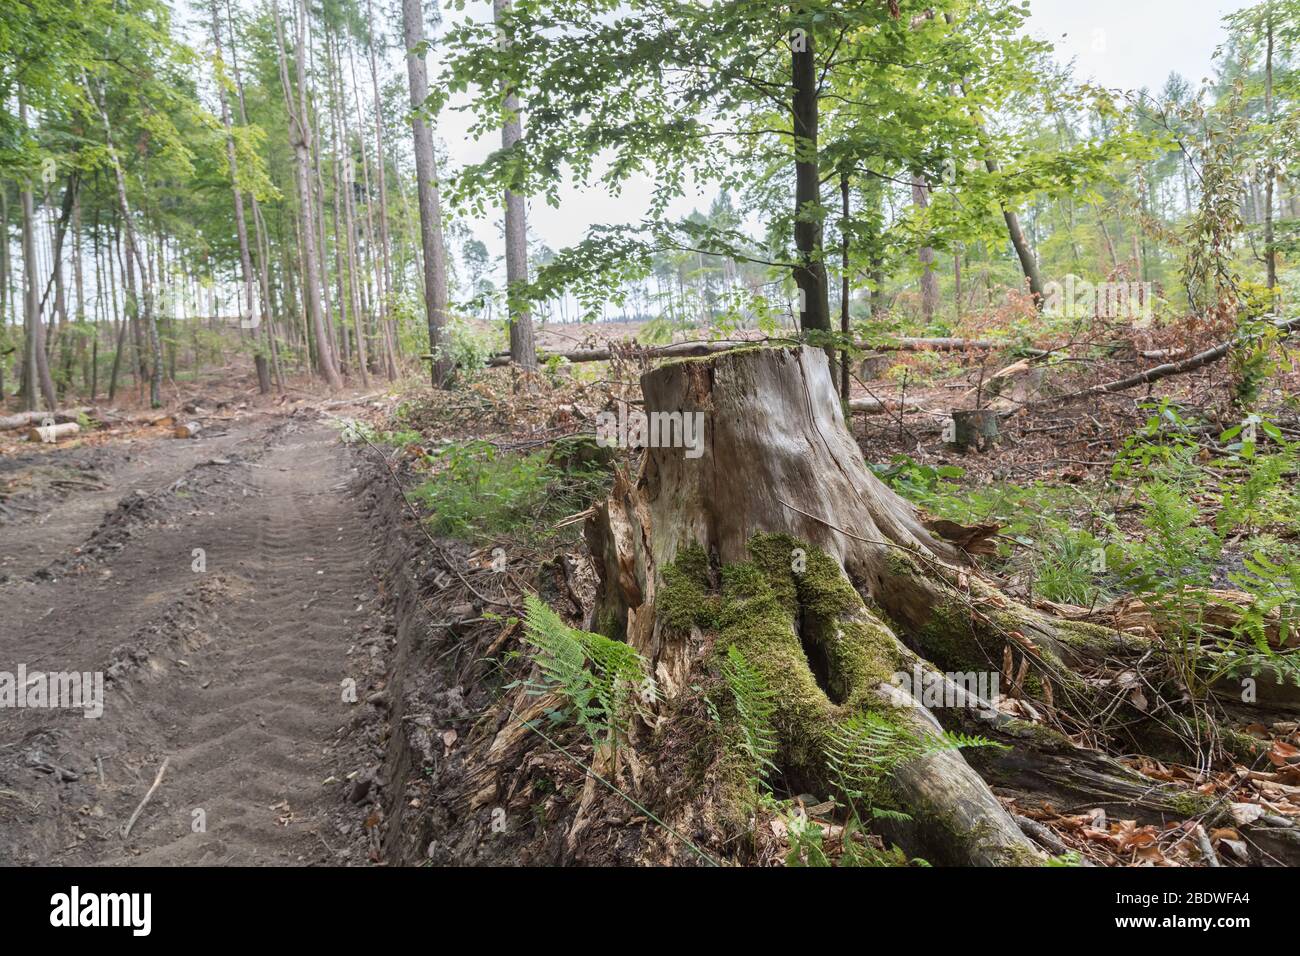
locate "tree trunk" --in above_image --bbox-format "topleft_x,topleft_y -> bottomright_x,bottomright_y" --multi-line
226,0 -> 284,393
494,0 -> 537,373
790,27 -> 829,336
402,0 -> 452,387
85,76 -> 162,407
21,169 -> 56,411
210,0 -> 269,395
911,175 -> 939,323
273,0 -> 342,389
579,346 -> 1047,865
364,0 -> 398,378
839,172 -> 850,402
1263,11 -> 1278,305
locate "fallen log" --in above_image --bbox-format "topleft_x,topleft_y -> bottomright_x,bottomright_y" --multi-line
847,395 -> 926,414
22,421 -> 81,443
0,408 -> 91,431
173,421 -> 203,439
1041,313 -> 1300,408
482,336 -> 1046,368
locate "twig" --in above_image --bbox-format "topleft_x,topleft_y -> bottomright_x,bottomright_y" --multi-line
120,757 -> 169,839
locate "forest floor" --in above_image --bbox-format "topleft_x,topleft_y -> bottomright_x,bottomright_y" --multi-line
0,376 -> 395,865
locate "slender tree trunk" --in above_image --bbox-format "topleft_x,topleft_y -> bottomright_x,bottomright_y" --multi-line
87,76 -> 162,407
273,0 -> 342,388
791,26 -> 830,336
19,98 -> 57,411
911,175 -> 939,323
944,13 -> 1043,306
494,0 -> 536,373
1263,9 -> 1278,304
365,0 -> 398,375
211,0 -> 270,394
402,0 -> 452,386
839,171 -> 850,403
225,0 -> 284,392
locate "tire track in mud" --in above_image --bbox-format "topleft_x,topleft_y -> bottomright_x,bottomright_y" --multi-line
0,416 -> 380,865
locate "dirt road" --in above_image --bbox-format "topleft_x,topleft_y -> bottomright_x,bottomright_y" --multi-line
0,409 -> 384,865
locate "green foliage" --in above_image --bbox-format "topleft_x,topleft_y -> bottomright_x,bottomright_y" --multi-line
521,595 -> 652,750
332,417 -> 421,450
720,645 -> 778,786
1213,552 -> 1300,689
868,455 -> 965,500
411,439 -> 608,543
824,712 -> 1005,807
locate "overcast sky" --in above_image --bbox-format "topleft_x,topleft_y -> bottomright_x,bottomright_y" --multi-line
435,0 -> 1253,271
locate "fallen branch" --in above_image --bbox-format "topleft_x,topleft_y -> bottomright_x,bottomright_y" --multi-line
1039,313 -> 1300,408
120,757 -> 169,839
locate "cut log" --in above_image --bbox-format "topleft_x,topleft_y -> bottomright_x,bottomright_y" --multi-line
0,408 -> 90,431
173,421 -> 203,439
582,345 -> 1043,865
22,421 -> 81,443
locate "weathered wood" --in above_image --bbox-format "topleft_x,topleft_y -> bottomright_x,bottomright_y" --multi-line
483,336 -> 1042,368
1043,313 -> 1300,408
949,408 -> 1000,451
847,395 -> 925,414
582,345 -> 1040,865
0,408 -> 90,431
173,421 -> 203,439
22,421 -> 81,443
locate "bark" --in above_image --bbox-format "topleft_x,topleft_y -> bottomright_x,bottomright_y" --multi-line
839,172 -> 850,402
210,0 -> 270,394
0,408 -> 91,430
791,27 -> 830,336
365,0 -> 399,376
1263,12 -> 1278,304
24,421 -> 80,443
402,0 -> 452,387
580,346 -> 1043,865
20,159 -> 57,411
273,0 -> 342,389
911,175 -> 939,322
86,76 -> 163,407
494,0 -> 537,373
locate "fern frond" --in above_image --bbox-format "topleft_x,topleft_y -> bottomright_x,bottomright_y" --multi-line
824,712 -> 1005,797
522,594 -> 651,748
720,645 -> 779,783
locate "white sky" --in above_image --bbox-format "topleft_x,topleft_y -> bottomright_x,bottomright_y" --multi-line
437,0 -> 1254,273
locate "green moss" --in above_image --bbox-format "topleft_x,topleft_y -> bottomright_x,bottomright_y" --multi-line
659,533 -> 913,793
914,598 -> 991,674
658,543 -> 719,632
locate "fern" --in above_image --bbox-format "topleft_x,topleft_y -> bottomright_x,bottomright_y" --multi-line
720,645 -> 779,785
824,712 -> 1005,801
522,594 -> 651,749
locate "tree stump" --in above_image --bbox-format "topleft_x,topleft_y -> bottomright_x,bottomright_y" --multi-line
858,351 -> 889,380
583,345 -> 1042,865
948,408 -> 1000,452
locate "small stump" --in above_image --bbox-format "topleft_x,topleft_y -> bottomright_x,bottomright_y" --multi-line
947,408 -> 999,452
